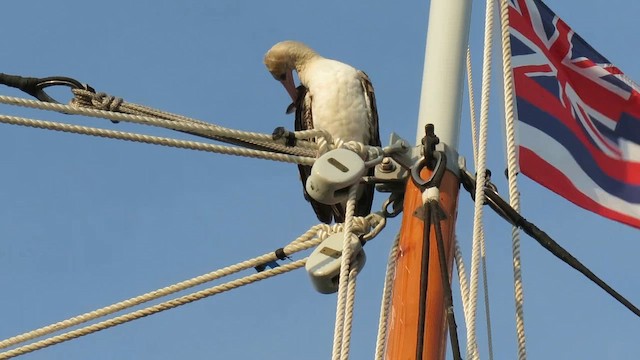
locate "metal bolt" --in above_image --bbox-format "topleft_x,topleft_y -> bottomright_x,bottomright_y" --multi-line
379,157 -> 396,173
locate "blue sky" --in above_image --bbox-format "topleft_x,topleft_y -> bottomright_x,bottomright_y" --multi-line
0,0 -> 638,359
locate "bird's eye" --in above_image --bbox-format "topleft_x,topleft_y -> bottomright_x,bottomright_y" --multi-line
277,73 -> 287,81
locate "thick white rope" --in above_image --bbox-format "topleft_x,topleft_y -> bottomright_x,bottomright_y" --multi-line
70,89 -> 322,155
464,47 -> 479,324
467,48 -> 480,161
0,93 -> 396,174
466,34 -> 495,360
468,48 -> 493,360
0,94 -> 319,157
454,237 -> 473,324
0,113 -> 315,166
498,0 -> 527,358
0,224 -> 327,350
331,185 -> 360,360
374,231 -> 401,360
466,0 -> 496,358
0,259 -> 306,360
0,94 -> 290,142
339,261 -> 360,360
480,234 -> 494,360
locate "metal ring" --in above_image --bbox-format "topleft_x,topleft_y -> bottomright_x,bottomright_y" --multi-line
410,151 -> 446,190
34,76 -> 94,103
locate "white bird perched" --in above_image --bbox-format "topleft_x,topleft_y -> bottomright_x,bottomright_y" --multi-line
264,40 -> 381,224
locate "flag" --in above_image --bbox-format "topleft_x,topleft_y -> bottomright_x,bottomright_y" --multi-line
509,0 -> 640,228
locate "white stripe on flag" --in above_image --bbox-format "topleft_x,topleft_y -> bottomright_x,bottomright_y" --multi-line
519,122 -> 640,218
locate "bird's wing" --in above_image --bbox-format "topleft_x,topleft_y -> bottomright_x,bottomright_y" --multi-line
358,71 -> 382,147
293,85 -> 344,224
355,71 -> 382,217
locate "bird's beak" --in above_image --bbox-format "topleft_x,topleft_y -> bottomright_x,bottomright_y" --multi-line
280,69 -> 298,103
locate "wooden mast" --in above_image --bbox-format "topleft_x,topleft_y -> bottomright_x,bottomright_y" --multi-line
384,0 -> 472,358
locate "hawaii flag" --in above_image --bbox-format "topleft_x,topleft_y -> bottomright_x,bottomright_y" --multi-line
509,0 -> 640,228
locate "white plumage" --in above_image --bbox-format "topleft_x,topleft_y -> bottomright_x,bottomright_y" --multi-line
264,41 -> 380,224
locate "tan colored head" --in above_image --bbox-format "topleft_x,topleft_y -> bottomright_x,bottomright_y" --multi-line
264,41 -> 318,79
264,41 -> 319,102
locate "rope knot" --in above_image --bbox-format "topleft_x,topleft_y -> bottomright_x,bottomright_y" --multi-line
350,217 -> 371,235
70,89 -> 123,112
91,92 -> 123,111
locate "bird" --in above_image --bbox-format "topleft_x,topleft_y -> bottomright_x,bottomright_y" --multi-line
264,40 -> 381,224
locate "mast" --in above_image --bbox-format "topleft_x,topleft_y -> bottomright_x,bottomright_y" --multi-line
384,0 -> 472,358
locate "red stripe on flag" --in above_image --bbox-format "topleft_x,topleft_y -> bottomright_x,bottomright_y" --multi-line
515,74 -> 640,184
519,147 -> 640,229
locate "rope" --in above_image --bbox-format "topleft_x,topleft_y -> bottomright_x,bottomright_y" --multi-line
0,260 -> 306,360
0,214 -> 386,359
0,93 -> 393,173
0,225 -> 327,350
454,237 -> 473,324
331,185 -> 360,360
0,82 -> 395,359
339,261 -> 360,360
468,26 -> 496,360
466,0 -> 496,357
0,94 -> 318,157
498,0 -> 528,358
480,232 -> 494,360
69,89 -> 320,156
466,48 -> 480,162
0,90 -> 397,179
0,113 -> 315,166
466,46 -> 495,360
374,231 -> 400,360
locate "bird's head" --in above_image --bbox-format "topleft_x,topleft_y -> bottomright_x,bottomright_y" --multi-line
264,40 -> 318,103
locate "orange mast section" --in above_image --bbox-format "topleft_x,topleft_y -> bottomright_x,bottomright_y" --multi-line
384,169 -> 460,359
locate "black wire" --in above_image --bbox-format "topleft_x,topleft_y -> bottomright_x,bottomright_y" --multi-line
430,200 -> 463,360
416,202 -> 431,360
461,170 -> 640,318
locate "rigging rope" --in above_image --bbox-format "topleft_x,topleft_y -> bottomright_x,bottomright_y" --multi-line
466,46 -> 495,360
0,76 -> 398,359
339,262 -> 360,360
0,225 -> 325,350
466,0 -> 496,357
0,71 -> 413,360
0,216 -> 386,359
69,89 -> 320,156
373,231 -> 400,360
0,260 -> 306,360
0,93 -> 394,171
0,113 -> 314,165
0,94 -> 318,157
498,0 -> 528,358
454,237 -> 473,325
331,185 -> 360,360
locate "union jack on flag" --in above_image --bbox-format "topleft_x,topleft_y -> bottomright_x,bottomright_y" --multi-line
509,0 -> 640,228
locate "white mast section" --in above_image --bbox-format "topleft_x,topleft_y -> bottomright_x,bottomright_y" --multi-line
416,0 -> 473,172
